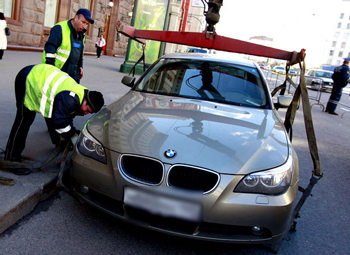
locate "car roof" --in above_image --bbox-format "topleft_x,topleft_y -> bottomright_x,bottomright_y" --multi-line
161,53 -> 258,68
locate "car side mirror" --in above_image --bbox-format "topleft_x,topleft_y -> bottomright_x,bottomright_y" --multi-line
122,76 -> 136,87
274,95 -> 293,110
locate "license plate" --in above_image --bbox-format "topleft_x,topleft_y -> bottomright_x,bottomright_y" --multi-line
124,186 -> 202,222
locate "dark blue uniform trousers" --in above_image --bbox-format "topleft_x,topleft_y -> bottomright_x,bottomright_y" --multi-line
326,84 -> 343,113
5,65 -> 36,161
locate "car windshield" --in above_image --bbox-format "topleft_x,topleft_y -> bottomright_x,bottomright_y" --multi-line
315,71 -> 333,78
135,58 -> 269,108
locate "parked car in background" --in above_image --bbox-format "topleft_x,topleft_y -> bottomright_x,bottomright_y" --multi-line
272,66 -> 285,74
305,69 -> 334,92
289,68 -> 298,75
69,53 -> 299,250
258,63 -> 270,71
258,63 -> 265,70
187,47 -> 208,53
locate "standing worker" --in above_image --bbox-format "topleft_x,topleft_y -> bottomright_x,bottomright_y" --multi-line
325,60 -> 350,115
42,8 -> 94,84
0,12 -> 8,60
4,64 -> 104,175
96,35 -> 106,59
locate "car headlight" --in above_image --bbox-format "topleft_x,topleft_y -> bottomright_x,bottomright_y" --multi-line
312,78 -> 323,84
76,128 -> 107,164
234,156 -> 294,195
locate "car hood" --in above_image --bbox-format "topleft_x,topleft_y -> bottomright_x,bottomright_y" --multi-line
321,77 -> 333,83
87,91 -> 289,175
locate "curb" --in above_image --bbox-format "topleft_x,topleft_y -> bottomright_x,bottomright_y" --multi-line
0,175 -> 60,234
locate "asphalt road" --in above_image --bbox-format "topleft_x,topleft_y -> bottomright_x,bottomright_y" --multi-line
0,51 -> 350,255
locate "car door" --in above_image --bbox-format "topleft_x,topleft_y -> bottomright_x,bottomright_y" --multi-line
305,70 -> 314,85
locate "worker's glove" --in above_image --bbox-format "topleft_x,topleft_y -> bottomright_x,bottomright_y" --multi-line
70,133 -> 79,146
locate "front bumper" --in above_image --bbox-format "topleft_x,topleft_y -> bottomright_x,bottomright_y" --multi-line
69,148 -> 298,245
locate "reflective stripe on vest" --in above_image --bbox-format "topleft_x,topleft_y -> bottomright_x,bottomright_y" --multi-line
40,69 -> 71,117
42,21 -> 72,69
56,125 -> 72,134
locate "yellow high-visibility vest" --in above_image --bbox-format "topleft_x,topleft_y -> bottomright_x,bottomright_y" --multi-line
25,64 -> 87,118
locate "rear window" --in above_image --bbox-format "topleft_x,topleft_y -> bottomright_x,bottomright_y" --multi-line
135,58 -> 270,108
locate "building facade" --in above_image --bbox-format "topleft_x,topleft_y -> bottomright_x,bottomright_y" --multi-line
164,0 -> 205,54
322,0 -> 350,66
1,0 -> 134,56
1,0 -> 208,58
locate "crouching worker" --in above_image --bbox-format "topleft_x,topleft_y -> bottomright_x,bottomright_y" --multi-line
4,64 -> 104,175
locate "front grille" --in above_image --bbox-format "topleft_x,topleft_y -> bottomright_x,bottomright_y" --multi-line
168,165 -> 219,194
120,155 -> 164,185
120,155 -> 219,193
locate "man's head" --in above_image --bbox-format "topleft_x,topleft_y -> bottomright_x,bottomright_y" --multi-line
344,60 -> 349,66
72,8 -> 94,32
80,91 -> 104,115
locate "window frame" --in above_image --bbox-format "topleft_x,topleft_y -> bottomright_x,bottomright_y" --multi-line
2,0 -> 21,25
44,0 -> 59,27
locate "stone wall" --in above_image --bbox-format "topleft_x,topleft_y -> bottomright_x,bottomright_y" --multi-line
6,0 -> 134,57
7,0 -> 45,47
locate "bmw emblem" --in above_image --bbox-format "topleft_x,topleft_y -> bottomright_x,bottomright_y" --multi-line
165,149 -> 177,158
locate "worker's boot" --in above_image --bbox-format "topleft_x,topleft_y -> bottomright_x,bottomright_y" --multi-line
10,168 -> 31,175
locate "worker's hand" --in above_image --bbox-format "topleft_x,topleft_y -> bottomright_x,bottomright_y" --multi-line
70,134 -> 79,145
80,67 -> 84,79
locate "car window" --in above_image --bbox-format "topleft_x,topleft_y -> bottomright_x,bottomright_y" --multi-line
315,71 -> 332,78
315,71 -> 323,77
324,72 -> 333,78
135,58 -> 268,108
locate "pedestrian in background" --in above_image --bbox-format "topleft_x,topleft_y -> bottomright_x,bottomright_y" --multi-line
0,12 -> 8,60
96,35 -> 106,59
325,59 -> 350,115
4,64 -> 104,175
42,8 -> 94,84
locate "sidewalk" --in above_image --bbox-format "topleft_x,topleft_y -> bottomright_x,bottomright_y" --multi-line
0,51 -> 130,233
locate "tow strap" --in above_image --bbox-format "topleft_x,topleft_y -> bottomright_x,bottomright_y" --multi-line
0,140 -> 71,186
271,51 -> 323,230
